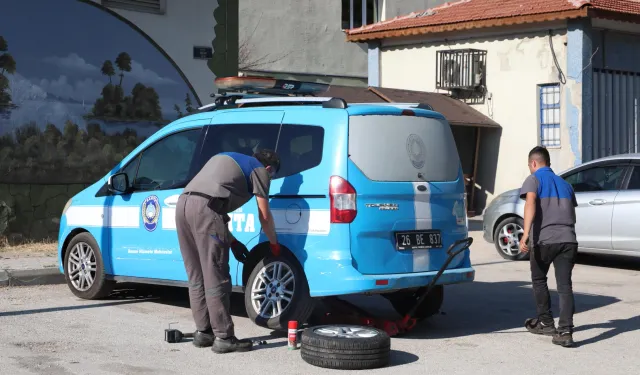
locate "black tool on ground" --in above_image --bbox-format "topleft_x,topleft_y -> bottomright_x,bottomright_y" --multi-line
314,236 -> 474,336
164,323 -> 269,346
164,323 -> 193,343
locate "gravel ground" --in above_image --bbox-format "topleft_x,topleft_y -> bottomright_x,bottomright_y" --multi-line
1,230 -> 639,375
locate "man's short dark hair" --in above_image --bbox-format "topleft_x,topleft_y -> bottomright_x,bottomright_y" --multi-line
253,148 -> 280,172
528,146 -> 550,166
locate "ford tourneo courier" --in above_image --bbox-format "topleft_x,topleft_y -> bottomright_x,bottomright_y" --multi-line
57,77 -> 475,331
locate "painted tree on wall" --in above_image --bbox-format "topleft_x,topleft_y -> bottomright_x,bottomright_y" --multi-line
115,52 -> 131,87
0,121 -> 145,184
89,52 -> 163,123
0,36 -> 17,108
101,60 -> 115,84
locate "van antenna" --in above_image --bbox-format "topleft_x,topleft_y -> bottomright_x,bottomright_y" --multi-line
274,123 -> 283,153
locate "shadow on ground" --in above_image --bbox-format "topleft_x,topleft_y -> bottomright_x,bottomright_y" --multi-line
401,280 -> 622,342
97,279 -> 624,348
576,253 -> 640,271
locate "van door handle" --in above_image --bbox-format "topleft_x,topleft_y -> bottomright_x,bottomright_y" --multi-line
589,199 -> 606,205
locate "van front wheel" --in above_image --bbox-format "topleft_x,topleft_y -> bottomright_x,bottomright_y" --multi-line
244,253 -> 315,331
63,232 -> 114,300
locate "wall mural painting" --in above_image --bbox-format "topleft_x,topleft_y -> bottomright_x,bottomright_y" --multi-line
0,0 -> 197,245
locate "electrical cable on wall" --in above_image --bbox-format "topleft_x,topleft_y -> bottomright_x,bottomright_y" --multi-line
549,30 -> 567,84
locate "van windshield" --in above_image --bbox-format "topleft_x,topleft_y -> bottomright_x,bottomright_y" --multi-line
348,114 -> 460,182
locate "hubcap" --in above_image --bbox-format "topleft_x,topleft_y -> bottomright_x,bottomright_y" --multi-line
314,326 -> 379,339
67,242 -> 97,292
498,222 -> 524,256
250,261 -> 295,319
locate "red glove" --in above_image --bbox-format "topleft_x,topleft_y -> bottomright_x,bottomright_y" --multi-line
270,243 -> 281,257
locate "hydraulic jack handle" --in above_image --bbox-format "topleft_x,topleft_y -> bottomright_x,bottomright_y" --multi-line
403,236 -> 473,322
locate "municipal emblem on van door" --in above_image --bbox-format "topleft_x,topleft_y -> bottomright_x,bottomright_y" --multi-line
406,134 -> 426,170
142,195 -> 160,232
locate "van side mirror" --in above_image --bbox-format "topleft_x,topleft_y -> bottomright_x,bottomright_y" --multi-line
108,172 -> 130,194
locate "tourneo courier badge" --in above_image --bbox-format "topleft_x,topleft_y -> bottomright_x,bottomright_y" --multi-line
142,195 -> 160,232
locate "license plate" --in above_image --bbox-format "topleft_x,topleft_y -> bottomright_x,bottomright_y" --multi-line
395,230 -> 442,250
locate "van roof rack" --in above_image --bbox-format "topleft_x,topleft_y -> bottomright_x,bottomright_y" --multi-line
197,94 -> 347,112
353,102 -> 435,111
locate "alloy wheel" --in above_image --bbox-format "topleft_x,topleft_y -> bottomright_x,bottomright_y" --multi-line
498,222 -> 524,256
250,261 -> 295,319
67,242 -> 97,292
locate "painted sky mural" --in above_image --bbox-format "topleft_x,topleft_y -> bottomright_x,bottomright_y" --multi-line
0,0 -> 197,184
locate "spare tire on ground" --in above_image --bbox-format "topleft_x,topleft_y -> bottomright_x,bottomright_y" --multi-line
300,325 -> 390,370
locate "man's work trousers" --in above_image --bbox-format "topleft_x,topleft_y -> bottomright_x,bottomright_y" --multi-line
176,193 -> 234,339
530,242 -> 578,333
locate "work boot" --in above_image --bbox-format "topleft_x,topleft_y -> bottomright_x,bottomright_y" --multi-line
192,329 -> 214,348
524,318 -> 557,336
212,336 -> 253,353
552,331 -> 575,347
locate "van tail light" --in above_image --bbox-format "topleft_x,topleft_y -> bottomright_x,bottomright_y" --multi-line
330,175 -> 357,223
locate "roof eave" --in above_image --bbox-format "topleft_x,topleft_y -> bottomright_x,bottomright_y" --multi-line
346,8 -> 590,42
589,8 -> 640,25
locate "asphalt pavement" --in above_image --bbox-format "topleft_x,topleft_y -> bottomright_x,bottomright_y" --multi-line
1,226 -> 639,375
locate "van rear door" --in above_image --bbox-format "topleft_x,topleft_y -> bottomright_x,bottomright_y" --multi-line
347,111 -> 468,275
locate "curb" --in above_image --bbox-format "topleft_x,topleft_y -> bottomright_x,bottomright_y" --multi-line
0,268 -> 65,287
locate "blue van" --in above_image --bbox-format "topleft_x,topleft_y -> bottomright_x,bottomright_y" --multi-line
57,80 -> 475,331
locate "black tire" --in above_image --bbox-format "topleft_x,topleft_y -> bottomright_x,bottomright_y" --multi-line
63,232 -> 114,299
300,325 -> 390,370
383,285 -> 444,321
244,252 -> 315,331
493,216 -> 530,261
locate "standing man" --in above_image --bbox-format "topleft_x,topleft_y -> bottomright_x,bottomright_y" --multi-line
175,149 -> 281,354
519,146 -> 578,348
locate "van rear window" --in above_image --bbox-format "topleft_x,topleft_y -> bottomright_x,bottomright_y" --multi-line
348,115 -> 460,182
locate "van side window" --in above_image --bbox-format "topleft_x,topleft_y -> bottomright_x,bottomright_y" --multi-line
119,154 -> 141,184
195,124 -> 324,178
132,129 -> 201,191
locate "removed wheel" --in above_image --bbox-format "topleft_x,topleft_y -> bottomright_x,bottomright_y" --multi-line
383,285 -> 444,322
493,216 -> 529,261
63,232 -> 114,299
300,325 -> 390,370
244,252 -> 315,331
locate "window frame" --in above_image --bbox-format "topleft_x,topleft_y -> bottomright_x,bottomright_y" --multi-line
96,127 -> 206,197
194,123 -> 325,180
560,160 -> 632,193
620,159 -> 640,190
538,83 -> 562,148
341,0 -> 378,30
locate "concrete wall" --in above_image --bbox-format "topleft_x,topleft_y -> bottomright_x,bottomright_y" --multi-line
239,0 -> 368,83
0,184 -> 91,244
91,0 -> 220,105
379,25 -> 575,210
381,0 -> 451,21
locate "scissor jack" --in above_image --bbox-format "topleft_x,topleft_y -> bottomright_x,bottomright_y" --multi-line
314,237 -> 473,337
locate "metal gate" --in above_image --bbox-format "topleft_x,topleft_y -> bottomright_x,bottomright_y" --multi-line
591,68 -> 640,160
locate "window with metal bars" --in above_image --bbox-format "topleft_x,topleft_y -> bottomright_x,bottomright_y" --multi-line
539,83 -> 561,147
341,0 -> 377,29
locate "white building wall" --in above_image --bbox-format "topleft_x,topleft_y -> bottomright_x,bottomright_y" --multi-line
91,0 -> 219,105
380,28 -> 574,207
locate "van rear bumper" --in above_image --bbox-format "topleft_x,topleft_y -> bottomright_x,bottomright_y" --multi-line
306,262 -> 475,298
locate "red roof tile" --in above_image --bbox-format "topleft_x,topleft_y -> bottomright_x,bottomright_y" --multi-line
592,0 -> 640,15
346,0 -> 640,41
